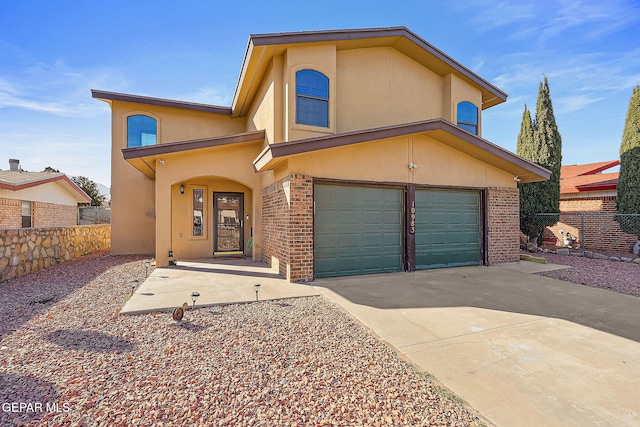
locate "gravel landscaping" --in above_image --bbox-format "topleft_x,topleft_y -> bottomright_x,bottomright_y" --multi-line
0,252 -> 487,427
528,251 -> 640,297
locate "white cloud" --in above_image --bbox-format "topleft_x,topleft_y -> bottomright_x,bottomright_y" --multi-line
176,86 -> 233,106
555,94 -> 606,114
463,0 -> 640,44
0,59 -> 129,117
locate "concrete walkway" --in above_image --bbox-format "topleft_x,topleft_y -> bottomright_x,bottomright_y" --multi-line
314,262 -> 640,427
120,258 -> 319,315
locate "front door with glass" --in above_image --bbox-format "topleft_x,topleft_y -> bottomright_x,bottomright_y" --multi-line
213,193 -> 244,254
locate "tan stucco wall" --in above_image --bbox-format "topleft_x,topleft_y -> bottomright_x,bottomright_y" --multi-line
109,101 -> 248,257
336,47 -> 444,133
285,135 -> 514,188
247,56 -> 283,146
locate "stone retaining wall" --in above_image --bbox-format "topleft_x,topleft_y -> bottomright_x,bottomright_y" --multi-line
0,224 -> 111,282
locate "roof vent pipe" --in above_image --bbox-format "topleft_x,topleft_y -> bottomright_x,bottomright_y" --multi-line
9,159 -> 20,172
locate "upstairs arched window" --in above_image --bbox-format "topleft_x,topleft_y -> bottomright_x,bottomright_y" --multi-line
457,102 -> 478,135
127,115 -> 157,147
296,69 -> 329,128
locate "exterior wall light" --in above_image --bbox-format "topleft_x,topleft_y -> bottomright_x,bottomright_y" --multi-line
408,162 -> 418,170
180,184 -> 185,195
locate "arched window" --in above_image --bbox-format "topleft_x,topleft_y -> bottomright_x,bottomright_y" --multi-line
457,102 -> 478,135
127,115 -> 157,147
296,69 -> 329,128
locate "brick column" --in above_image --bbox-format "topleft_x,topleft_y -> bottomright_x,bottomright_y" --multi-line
261,174 -> 314,282
487,187 -> 520,264
288,174 -> 313,282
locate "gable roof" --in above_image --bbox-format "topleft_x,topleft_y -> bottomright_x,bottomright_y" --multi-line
0,171 -> 91,203
253,119 -> 550,183
560,160 -> 620,194
92,27 -> 507,119
233,27 -> 507,117
561,160 -> 620,179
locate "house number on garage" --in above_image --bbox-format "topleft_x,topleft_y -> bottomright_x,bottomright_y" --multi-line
410,201 -> 416,234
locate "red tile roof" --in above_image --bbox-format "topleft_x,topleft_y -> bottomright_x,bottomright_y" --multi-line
560,160 -> 619,194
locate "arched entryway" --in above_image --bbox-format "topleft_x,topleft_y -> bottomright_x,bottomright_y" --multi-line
170,177 -> 254,260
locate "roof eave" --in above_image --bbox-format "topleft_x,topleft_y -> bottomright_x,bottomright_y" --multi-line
253,119 -> 549,182
91,89 -> 233,115
122,130 -> 266,179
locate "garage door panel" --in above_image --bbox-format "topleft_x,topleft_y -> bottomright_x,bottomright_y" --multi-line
415,189 -> 480,270
362,209 -> 383,224
339,233 -> 360,248
315,184 -> 402,278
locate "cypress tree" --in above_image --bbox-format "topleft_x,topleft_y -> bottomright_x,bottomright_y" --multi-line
516,105 -> 539,241
516,78 -> 563,244
616,85 -> 640,235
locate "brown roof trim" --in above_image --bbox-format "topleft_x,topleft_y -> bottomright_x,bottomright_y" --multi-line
122,130 -> 266,160
253,119 -> 550,181
248,27 -> 507,104
91,89 -> 232,114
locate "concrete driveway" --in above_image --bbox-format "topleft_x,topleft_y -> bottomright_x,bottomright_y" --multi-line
314,263 -> 640,427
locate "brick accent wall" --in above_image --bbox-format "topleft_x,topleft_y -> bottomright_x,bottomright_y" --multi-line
487,187 -> 520,264
33,202 -> 77,227
262,177 -> 290,278
543,196 -> 639,253
261,174 -> 314,282
0,198 -> 21,228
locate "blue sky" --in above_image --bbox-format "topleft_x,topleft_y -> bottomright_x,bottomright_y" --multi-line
1,0 -> 639,187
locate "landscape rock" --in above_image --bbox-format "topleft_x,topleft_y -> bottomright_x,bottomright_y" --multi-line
584,251 -> 594,259
556,248 -> 570,256
0,254 -> 485,427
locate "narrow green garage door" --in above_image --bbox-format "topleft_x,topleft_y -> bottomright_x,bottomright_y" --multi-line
415,189 -> 480,269
314,184 -> 403,278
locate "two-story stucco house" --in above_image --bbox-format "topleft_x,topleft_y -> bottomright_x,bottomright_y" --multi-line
92,27 -> 549,282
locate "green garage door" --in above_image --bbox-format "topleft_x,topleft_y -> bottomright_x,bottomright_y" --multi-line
314,184 -> 403,278
415,189 -> 480,269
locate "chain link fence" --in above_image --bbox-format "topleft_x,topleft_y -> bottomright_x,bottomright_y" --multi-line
525,213 -> 640,254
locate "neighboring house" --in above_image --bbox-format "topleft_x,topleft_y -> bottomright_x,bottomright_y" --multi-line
93,27 -> 549,281
0,159 -> 91,228
545,160 -> 636,252
560,160 -> 619,212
